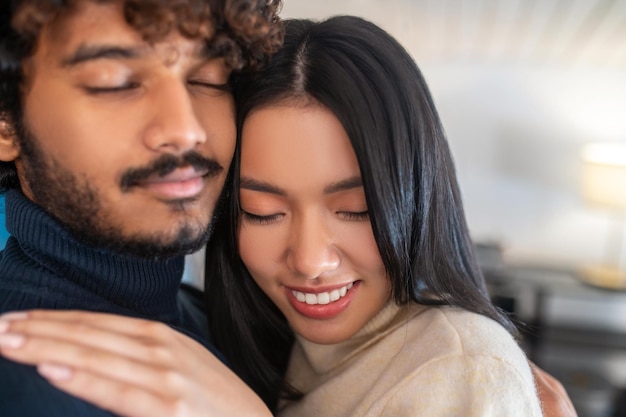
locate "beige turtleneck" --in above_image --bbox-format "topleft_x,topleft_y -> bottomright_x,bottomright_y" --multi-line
278,302 -> 542,417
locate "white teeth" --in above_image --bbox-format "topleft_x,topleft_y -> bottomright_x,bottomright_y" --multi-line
305,293 -> 317,304
318,293 -> 330,305
292,282 -> 354,306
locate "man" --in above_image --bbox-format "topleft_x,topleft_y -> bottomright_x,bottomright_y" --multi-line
0,0 -> 281,415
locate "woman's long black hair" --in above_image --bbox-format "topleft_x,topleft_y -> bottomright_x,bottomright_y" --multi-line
205,15 -> 516,411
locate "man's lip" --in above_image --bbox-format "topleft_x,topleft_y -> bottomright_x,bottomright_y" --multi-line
137,167 -> 207,185
134,167 -> 209,200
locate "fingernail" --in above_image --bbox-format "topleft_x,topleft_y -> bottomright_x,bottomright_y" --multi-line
0,333 -> 25,349
38,363 -> 73,381
0,311 -> 28,324
0,312 -> 29,333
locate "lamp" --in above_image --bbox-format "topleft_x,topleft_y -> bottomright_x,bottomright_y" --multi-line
580,142 -> 626,290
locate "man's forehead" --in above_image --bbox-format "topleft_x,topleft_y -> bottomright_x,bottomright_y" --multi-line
41,2 -> 211,67
60,38 -> 210,68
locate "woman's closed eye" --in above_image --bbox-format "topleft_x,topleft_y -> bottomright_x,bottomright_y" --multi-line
188,80 -> 231,91
241,210 -> 284,225
337,210 -> 369,221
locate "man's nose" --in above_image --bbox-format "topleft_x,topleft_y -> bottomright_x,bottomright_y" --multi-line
286,215 -> 341,279
142,79 -> 206,153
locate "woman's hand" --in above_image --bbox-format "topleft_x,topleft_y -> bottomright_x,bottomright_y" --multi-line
0,310 -> 272,417
531,362 -> 578,417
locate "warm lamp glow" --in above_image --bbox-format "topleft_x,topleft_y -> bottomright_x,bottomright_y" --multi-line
580,142 -> 626,290
581,143 -> 626,209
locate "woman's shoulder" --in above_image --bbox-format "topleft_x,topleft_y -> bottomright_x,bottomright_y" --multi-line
434,306 -> 519,345
408,303 -> 516,340
365,304 -> 543,416
402,304 -> 531,373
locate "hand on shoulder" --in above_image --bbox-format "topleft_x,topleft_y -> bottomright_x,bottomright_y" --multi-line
0,310 -> 273,417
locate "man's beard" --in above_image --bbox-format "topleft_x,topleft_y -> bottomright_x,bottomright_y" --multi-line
16,125 -> 221,260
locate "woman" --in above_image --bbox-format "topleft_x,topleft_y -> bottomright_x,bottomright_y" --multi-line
204,15 -> 541,416
0,16 -> 575,417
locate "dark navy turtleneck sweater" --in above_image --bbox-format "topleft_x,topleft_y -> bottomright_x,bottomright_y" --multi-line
0,189 -> 218,416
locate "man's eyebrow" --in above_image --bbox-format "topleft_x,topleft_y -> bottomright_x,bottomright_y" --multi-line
324,176 -> 363,194
239,177 -> 286,196
61,44 -> 146,67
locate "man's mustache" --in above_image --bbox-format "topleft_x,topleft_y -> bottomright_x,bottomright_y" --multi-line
120,152 -> 223,191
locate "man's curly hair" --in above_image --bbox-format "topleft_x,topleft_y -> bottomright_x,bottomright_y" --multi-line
0,0 -> 284,191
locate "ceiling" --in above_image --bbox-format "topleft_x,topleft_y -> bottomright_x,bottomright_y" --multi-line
280,0 -> 626,70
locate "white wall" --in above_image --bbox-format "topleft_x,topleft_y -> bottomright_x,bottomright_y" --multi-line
425,64 -> 626,267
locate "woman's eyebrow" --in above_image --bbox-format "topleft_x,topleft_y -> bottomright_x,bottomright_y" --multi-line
239,176 -> 363,196
239,177 -> 286,196
324,176 -> 363,194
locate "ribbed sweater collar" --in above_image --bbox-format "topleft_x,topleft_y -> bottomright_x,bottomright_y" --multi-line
294,302 -> 428,375
3,189 -> 185,320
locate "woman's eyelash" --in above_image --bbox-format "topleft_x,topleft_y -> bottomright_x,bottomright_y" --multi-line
339,211 -> 369,221
241,211 -> 282,225
241,210 -> 368,224
188,81 -> 231,91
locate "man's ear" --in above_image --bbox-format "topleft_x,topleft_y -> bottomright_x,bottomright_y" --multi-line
0,117 -> 21,162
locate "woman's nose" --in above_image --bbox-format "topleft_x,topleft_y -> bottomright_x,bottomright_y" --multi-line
286,216 -> 341,279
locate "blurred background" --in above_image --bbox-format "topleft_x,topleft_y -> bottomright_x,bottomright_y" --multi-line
0,0 -> 623,415
278,1 -> 626,416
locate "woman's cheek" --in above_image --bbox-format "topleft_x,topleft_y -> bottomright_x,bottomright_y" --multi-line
239,226 -> 277,283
